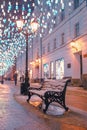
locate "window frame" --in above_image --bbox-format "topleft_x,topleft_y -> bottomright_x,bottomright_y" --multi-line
42,46 -> 45,55
47,43 -> 50,52
61,32 -> 65,45
75,22 -> 80,38
53,38 -> 57,49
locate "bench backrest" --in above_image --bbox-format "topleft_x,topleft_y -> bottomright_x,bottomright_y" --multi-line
43,78 -> 71,91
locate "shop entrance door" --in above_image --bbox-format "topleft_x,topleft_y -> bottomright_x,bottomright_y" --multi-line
80,53 -> 83,80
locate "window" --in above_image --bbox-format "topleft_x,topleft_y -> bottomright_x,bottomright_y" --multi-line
74,0 -> 84,9
61,33 -> 65,44
61,9 -> 65,21
55,58 -> 64,79
42,46 -> 45,55
37,48 -> 39,58
47,23 -> 50,33
47,43 -> 50,52
75,22 -> 80,37
53,38 -> 57,49
43,63 -> 49,79
53,16 -> 57,28
74,0 -> 79,9
79,0 -> 84,4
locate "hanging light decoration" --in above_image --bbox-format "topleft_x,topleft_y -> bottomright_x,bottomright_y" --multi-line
34,0 -> 65,36
0,0 -> 34,76
0,0 -> 73,76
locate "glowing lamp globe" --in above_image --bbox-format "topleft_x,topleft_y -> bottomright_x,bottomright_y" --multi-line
30,18 -> 39,33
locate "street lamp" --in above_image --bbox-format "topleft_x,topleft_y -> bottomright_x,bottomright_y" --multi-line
0,63 -> 4,84
1,74 -> 4,84
16,19 -> 39,95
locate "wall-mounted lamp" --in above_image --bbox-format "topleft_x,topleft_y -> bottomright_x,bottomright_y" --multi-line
35,58 -> 40,63
35,59 -> 39,63
70,40 -> 82,53
71,42 -> 78,51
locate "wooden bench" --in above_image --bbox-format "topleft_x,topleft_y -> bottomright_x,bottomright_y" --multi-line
27,78 -> 71,113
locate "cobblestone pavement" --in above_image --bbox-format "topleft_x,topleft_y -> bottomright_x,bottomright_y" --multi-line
0,81 -> 87,130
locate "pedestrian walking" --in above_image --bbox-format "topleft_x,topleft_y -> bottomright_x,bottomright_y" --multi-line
13,73 -> 18,86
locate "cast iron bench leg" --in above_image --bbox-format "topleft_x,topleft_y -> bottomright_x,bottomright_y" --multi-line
27,92 -> 32,103
63,105 -> 69,111
43,98 -> 51,113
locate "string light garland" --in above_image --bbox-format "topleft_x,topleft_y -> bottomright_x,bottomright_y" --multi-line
0,0 -> 74,76
0,0 -> 34,76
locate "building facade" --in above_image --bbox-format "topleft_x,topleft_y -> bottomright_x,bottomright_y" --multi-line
17,0 -> 87,86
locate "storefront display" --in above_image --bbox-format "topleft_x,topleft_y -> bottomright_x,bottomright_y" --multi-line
56,58 -> 64,79
43,63 -> 49,79
50,61 -> 54,79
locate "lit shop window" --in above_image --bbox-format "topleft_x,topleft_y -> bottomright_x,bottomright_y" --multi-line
56,58 -> 64,79
43,63 -> 49,79
50,61 -> 54,79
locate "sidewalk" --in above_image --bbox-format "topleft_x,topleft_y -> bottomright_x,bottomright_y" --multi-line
1,81 -> 87,130
66,86 -> 87,117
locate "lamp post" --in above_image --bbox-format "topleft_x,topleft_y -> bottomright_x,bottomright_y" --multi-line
0,63 -> 4,84
16,19 -> 39,95
1,74 -> 4,84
